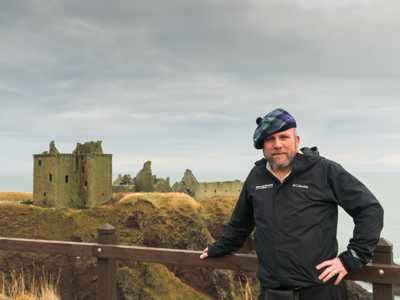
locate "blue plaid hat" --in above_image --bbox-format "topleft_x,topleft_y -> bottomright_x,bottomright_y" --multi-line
253,108 -> 297,149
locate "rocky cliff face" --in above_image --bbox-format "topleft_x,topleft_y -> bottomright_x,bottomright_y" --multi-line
0,193 -> 252,299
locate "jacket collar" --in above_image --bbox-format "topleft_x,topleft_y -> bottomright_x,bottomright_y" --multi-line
255,146 -> 320,175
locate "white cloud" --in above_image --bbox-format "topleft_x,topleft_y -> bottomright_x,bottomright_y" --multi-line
1,0 -> 400,190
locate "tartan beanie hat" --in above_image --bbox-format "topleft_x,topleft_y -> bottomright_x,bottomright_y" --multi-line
253,108 -> 297,149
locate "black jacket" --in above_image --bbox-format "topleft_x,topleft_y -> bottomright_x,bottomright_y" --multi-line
208,147 -> 384,289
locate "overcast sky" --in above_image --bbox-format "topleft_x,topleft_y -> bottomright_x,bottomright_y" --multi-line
1,0 -> 400,190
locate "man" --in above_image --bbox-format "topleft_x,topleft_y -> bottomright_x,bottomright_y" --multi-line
200,108 -> 383,300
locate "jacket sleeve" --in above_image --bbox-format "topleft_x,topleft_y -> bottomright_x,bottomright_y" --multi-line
326,160 -> 384,273
207,178 -> 255,257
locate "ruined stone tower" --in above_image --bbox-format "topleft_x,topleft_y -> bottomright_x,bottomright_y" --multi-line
33,141 -> 112,208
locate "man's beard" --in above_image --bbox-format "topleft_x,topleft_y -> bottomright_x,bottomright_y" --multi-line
267,153 -> 296,170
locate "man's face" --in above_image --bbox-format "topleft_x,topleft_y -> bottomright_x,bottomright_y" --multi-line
263,128 -> 300,171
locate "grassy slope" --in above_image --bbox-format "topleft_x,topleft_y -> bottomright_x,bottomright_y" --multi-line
0,192 -> 229,299
199,195 -> 238,239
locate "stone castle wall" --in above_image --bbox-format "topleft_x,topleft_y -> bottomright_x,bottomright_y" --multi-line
112,185 -> 135,193
112,161 -> 171,193
171,169 -> 243,200
87,154 -> 112,206
113,164 -> 243,199
194,180 -> 243,199
33,141 -> 112,208
33,154 -> 67,207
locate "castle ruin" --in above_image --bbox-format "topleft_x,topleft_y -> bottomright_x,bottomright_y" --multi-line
113,163 -> 242,199
33,141 -> 112,208
172,169 -> 243,199
112,161 -> 172,193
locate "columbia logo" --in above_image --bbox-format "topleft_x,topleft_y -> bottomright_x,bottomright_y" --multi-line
255,184 -> 274,190
292,183 -> 309,189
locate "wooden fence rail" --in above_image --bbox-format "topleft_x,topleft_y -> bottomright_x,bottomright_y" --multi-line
0,224 -> 398,300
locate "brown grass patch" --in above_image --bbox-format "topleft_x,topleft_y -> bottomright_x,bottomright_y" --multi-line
0,192 -> 32,202
238,274 -> 257,300
0,270 -> 60,300
119,192 -> 201,212
200,195 -> 237,216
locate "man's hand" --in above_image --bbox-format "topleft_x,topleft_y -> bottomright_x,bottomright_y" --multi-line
316,257 -> 348,285
200,247 -> 208,259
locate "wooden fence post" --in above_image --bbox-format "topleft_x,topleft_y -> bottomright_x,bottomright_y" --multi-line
372,238 -> 394,300
97,224 -> 118,300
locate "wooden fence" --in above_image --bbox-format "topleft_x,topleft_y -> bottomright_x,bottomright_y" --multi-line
0,224 -> 399,300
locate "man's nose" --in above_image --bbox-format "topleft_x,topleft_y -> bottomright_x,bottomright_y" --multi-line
273,140 -> 282,148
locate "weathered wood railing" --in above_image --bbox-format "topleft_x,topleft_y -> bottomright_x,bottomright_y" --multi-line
0,224 -> 398,300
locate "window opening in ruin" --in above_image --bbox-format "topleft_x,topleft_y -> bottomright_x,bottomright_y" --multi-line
214,189 -> 217,193
65,175 -> 69,183
84,180 -> 88,187
43,192 -> 46,196
38,160 -> 42,166
49,173 -> 53,182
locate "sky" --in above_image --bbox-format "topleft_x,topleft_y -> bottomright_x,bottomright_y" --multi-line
1,0 -> 400,191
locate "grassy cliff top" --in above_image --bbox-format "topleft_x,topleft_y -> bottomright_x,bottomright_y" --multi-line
0,192 -> 247,299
